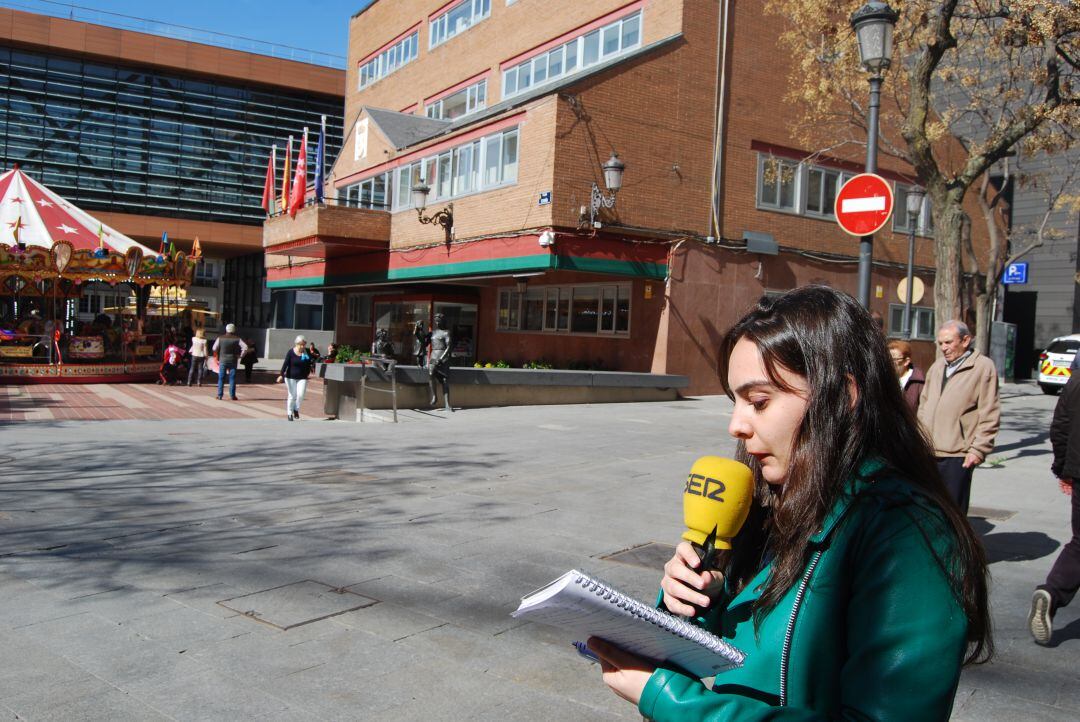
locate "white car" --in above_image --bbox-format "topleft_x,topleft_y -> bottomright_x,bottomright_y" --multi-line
1038,334 -> 1080,394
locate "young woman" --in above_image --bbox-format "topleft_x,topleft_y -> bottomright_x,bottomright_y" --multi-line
187,328 -> 208,387
276,335 -> 313,421
591,286 -> 992,720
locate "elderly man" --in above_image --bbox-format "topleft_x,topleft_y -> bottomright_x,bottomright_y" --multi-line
918,320 -> 1001,513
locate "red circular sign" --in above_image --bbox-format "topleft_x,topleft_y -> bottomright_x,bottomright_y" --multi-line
834,173 -> 894,237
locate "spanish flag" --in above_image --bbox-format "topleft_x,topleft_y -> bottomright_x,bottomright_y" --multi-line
281,135 -> 293,215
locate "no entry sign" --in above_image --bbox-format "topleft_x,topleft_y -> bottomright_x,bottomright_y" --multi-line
834,173 -> 894,236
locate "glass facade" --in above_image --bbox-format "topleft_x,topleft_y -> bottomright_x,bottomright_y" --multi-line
0,47 -> 343,225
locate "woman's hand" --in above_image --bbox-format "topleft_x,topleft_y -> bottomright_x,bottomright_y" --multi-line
276,375 -> 283,384
660,541 -> 725,616
588,637 -> 655,706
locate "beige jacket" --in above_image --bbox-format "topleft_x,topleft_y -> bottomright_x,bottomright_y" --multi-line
917,349 -> 1000,461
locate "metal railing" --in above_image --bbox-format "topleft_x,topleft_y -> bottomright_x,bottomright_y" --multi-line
0,0 -> 347,69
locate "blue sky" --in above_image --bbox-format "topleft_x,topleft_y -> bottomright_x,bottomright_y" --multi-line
53,0 -> 377,65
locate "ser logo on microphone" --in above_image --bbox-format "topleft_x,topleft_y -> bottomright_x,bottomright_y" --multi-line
684,473 -> 726,502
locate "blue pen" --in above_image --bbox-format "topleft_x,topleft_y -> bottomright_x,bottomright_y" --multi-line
573,640 -> 601,663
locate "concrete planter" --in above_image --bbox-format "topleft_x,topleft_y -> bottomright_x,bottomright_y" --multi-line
317,363 -> 688,419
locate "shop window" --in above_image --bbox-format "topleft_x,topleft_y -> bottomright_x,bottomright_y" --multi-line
498,283 -> 630,336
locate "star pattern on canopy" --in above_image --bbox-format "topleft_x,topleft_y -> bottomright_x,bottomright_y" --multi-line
0,167 -> 155,255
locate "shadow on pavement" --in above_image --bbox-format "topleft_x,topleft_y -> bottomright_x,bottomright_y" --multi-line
1047,616 -> 1080,647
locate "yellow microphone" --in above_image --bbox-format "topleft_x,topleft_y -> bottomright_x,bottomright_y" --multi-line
682,456 -> 754,567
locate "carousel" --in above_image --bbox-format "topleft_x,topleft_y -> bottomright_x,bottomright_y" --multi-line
0,166 -> 197,383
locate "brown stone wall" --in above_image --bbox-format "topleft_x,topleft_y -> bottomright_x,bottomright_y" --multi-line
0,8 -> 343,95
550,0 -> 717,235
656,242 -> 938,395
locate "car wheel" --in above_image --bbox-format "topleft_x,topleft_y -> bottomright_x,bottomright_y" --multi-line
1041,384 -> 1062,395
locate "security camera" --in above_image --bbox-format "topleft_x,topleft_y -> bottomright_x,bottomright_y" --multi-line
538,231 -> 555,248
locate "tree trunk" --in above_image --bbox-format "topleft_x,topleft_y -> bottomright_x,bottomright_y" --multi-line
973,290 -> 992,355
932,196 -> 965,341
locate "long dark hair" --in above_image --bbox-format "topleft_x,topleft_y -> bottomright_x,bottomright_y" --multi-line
716,286 -> 992,665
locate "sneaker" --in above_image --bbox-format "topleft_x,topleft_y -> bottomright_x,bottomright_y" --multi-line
230,396 -> 239,401
1029,589 -> 1053,645
287,413 -> 294,421
216,395 -> 223,400
293,409 -> 300,420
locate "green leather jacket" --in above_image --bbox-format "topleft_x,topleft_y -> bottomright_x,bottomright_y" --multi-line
639,460 -> 969,721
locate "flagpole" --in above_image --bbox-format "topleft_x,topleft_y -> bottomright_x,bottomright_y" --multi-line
319,115 -> 327,204
271,144 -> 278,215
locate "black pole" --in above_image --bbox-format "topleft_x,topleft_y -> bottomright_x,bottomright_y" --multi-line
857,74 -> 882,308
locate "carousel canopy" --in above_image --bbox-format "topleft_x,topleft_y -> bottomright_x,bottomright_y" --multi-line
0,167 -> 156,255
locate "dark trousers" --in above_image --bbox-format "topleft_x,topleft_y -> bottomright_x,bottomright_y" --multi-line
1040,480 -> 1080,614
937,457 -> 975,515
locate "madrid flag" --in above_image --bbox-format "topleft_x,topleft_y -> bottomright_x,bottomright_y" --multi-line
289,128 -> 308,218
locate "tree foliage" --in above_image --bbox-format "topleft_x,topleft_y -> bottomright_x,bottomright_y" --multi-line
765,0 -> 1080,333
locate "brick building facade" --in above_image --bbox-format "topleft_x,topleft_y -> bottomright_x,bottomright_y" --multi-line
264,0 -> 988,392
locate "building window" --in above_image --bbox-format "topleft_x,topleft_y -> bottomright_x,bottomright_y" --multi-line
358,31 -> 419,90
342,172 -> 391,210
893,183 -> 935,236
757,156 -> 799,211
430,0 -> 491,49
347,294 -> 372,326
888,303 -> 935,340
498,283 -> 630,335
425,79 -> 487,120
193,259 -> 220,288
756,154 -> 861,219
804,166 -> 840,217
502,10 -> 641,100
391,126 -> 519,211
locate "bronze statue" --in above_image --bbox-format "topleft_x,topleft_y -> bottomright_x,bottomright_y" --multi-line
412,319 -> 430,367
372,327 -> 395,357
427,313 -> 452,411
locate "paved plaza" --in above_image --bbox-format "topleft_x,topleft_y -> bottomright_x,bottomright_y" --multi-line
0,381 -> 1077,720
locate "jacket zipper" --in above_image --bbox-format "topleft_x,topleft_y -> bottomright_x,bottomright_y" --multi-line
779,549 -> 823,707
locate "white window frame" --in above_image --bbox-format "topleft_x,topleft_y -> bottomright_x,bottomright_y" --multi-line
390,127 -> 519,211
193,259 -> 220,287
893,183 -> 935,236
803,166 -> 841,218
756,155 -> 800,212
501,10 -> 641,100
425,79 -> 488,120
497,282 -> 631,336
358,31 -> 419,90
888,303 -> 935,340
430,0 -> 491,49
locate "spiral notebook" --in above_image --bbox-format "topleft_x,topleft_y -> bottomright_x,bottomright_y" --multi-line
511,569 -> 745,677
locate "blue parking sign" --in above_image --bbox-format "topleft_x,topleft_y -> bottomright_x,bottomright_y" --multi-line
1003,262 -> 1028,285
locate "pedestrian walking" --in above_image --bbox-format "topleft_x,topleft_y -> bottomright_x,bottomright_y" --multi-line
187,328 -> 208,386
1029,373 -> 1080,645
240,340 -> 259,382
277,335 -> 313,421
917,320 -> 1000,514
212,323 -> 247,401
591,286 -> 992,720
888,339 -> 925,413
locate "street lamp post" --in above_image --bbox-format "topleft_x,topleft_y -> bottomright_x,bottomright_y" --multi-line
902,185 -> 925,339
850,1 -> 899,308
